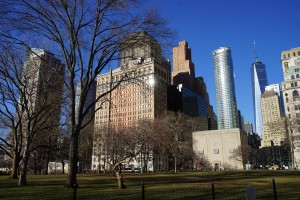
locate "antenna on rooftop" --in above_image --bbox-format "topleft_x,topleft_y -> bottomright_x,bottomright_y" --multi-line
253,40 -> 258,62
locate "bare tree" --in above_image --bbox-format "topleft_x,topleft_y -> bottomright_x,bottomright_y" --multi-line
285,117 -> 300,169
96,125 -> 149,189
0,46 -> 25,179
265,116 -> 300,169
153,111 -> 205,173
194,154 -> 212,171
0,0 -> 173,188
0,45 -> 64,185
229,145 -> 253,167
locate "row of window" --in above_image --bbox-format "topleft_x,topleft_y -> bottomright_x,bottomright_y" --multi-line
197,148 -> 236,155
291,74 -> 300,79
283,51 -> 300,59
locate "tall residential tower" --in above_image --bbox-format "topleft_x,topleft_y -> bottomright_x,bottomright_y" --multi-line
213,47 -> 238,129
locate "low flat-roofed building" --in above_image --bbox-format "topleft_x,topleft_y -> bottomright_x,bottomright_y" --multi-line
193,128 -> 249,170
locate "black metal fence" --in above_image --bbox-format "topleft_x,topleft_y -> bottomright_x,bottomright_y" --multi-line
1,178 -> 299,200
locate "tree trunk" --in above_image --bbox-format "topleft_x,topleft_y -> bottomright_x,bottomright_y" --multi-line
61,156 -> 65,174
174,156 -> 177,173
18,151 -> 30,186
33,155 -> 37,175
66,133 -> 79,188
45,151 -> 50,175
18,134 -> 31,186
115,170 -> 125,189
10,152 -> 19,179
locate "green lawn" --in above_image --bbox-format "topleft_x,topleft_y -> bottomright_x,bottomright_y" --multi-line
0,170 -> 299,199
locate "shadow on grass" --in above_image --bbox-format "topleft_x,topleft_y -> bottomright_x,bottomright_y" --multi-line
0,171 -> 299,199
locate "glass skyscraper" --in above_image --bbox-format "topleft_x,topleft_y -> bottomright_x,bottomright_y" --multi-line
213,47 -> 238,129
251,61 -> 268,136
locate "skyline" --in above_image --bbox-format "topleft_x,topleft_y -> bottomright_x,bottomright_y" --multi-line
146,0 -> 300,127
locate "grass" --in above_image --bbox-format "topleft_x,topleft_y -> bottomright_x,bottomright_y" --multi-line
0,170 -> 300,199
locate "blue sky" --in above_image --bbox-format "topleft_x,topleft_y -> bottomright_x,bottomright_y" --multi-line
146,0 -> 300,127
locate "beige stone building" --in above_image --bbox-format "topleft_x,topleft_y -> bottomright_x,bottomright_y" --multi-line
92,32 -> 171,171
281,47 -> 300,168
260,90 -> 286,147
192,129 -> 249,170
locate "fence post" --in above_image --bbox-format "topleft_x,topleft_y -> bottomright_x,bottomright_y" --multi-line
141,182 -> 145,200
73,183 -> 78,200
211,183 -> 215,200
272,178 -> 277,200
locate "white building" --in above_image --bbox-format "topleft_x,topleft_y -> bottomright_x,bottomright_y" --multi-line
281,47 -> 300,168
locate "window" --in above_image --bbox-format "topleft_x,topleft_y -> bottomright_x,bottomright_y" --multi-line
284,62 -> 289,72
198,149 -> 204,155
293,90 -> 299,101
291,75 -> 295,79
297,74 -> 300,78
213,149 -> 219,154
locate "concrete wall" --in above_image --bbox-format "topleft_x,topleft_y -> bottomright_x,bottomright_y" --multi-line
193,128 -> 249,170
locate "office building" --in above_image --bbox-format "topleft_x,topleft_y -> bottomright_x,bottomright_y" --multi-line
92,32 -> 171,171
168,84 -> 208,117
281,47 -> 300,167
172,41 -> 195,90
260,90 -> 286,147
244,121 -> 254,135
75,80 -> 97,122
213,47 -> 238,129
171,41 -> 217,130
194,77 -> 218,130
23,48 -> 64,170
23,48 -> 64,128
244,121 -> 260,149
75,80 -> 97,170
251,61 -> 268,136
265,83 -> 284,114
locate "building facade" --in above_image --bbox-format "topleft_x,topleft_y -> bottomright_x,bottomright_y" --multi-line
213,47 -> 238,129
75,80 -> 97,170
92,33 -> 171,172
194,77 -> 218,130
167,84 -> 209,132
251,61 -> 268,136
170,41 -> 217,130
172,41 -> 195,90
281,47 -> 300,168
260,90 -> 286,147
193,128 -> 249,170
244,121 -> 254,135
265,83 -> 285,115
22,48 -> 64,171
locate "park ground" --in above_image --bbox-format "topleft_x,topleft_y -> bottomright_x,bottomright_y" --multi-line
0,170 -> 300,199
